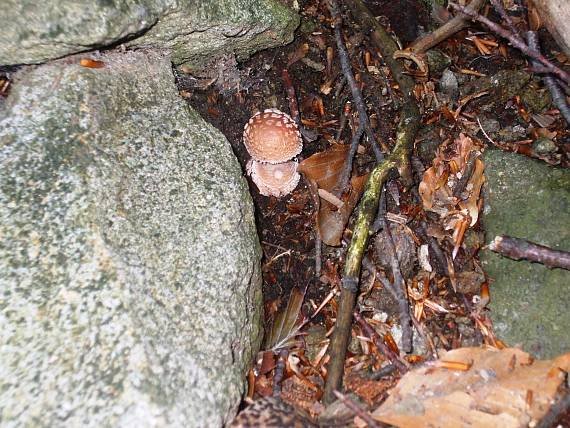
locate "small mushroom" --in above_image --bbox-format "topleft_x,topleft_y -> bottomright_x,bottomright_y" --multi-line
243,109 -> 302,164
246,159 -> 300,197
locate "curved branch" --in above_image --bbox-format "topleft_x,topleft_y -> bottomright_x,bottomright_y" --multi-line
323,0 -> 421,404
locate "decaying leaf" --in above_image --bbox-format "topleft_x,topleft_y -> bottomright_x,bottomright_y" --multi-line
264,287 -> 306,352
287,43 -> 309,67
299,144 -> 350,190
317,174 -> 368,246
458,157 -> 485,226
419,134 -> 485,256
299,145 -> 368,246
418,167 -> 438,209
372,347 -> 570,428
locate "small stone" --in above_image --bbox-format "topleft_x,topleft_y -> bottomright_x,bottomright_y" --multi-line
532,137 -> 557,155
439,68 -> 459,102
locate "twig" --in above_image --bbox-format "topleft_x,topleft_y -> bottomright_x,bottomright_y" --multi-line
449,2 -> 570,85
327,0 -> 383,196
324,159 -> 394,404
305,177 -> 322,277
372,201 -> 413,352
332,391 -> 386,428
453,151 -> 479,197
281,69 -> 317,142
489,0 -> 523,40
336,101 -> 352,142
409,0 -> 486,54
338,124 -> 365,193
526,31 -> 570,126
273,348 -> 289,397
353,311 -> 409,374
324,0 -> 420,404
383,222 -> 413,352
477,116 -> 497,145
368,363 -> 397,380
488,235 -> 570,270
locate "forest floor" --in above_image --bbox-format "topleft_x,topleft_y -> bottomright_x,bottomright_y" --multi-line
182,0 -> 570,426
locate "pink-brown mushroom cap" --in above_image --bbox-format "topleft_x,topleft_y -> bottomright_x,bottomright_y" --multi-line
246,159 -> 300,197
243,109 -> 302,164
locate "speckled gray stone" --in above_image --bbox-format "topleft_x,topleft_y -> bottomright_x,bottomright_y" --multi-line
0,0 -> 299,68
481,149 -> 570,359
0,50 -> 262,427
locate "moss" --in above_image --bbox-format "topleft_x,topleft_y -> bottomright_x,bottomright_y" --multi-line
482,149 -> 570,358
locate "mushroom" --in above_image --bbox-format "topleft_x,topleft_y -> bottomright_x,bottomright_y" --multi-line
246,160 -> 300,198
243,109 -> 302,164
243,108 -> 304,197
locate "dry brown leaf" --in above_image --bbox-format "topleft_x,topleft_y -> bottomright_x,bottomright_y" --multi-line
264,287 -> 306,351
318,174 -> 368,246
420,134 -> 485,257
299,144 -> 350,190
287,43 -> 309,67
345,372 -> 394,406
458,157 -> 485,226
418,167 -> 438,209
453,133 -> 474,171
299,145 -> 368,246
372,347 -> 570,428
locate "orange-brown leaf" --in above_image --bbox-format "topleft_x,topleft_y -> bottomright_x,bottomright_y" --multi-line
318,174 -> 368,246
298,144 -> 350,191
458,157 -> 485,226
373,347 -> 570,428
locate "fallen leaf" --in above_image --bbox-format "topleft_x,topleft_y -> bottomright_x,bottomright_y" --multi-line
458,157 -> 485,226
418,167 -> 438,209
318,174 -> 368,246
287,43 -> 309,67
299,145 -> 368,246
372,347 -> 570,428
79,58 -> 105,68
299,144 -> 350,190
264,287 -> 306,351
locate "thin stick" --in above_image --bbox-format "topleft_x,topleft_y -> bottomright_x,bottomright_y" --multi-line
488,235 -> 570,271
336,101 -> 352,142
449,2 -> 570,85
409,0 -> 486,54
383,222 -> 413,352
489,0 -> 523,40
327,0 -> 383,196
305,177 -> 322,277
333,391 -> 386,428
526,31 -> 570,126
324,0 -> 420,403
353,311 -> 408,374
273,349 -> 289,397
281,69 -> 317,142
337,124 -> 365,193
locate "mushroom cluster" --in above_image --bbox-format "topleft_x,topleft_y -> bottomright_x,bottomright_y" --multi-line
243,109 -> 303,197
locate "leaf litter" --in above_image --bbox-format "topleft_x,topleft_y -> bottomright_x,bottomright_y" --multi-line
181,0 -> 570,426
